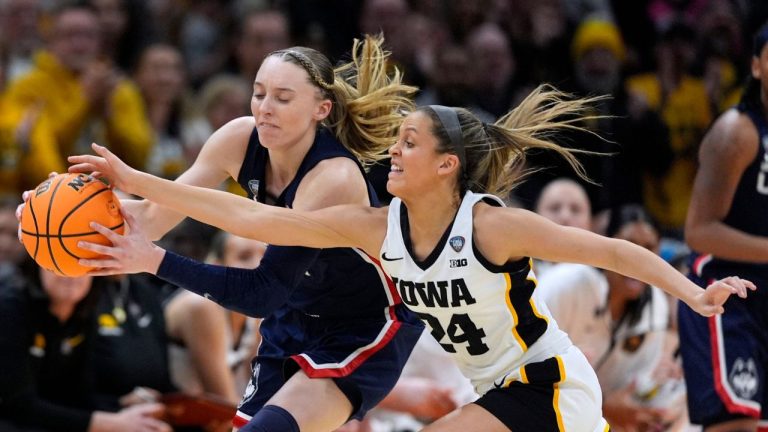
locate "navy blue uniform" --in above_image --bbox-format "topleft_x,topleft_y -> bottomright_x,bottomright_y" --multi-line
679,105 -> 768,427
231,127 -> 422,427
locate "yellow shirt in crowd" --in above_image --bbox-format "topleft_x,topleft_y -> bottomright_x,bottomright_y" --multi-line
3,51 -> 152,170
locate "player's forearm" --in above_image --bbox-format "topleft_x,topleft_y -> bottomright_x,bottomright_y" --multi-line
686,221 -> 768,263
130,170 -> 262,241
607,239 -> 702,306
120,198 -> 186,241
130,170 -> 348,249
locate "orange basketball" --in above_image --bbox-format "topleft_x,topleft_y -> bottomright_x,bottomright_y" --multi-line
20,173 -> 124,277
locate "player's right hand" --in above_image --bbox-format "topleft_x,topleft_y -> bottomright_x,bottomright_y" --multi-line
16,172 -> 59,243
69,143 -> 137,195
78,207 -> 166,276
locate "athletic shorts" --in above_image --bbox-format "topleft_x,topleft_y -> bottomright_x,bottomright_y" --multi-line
679,270 -> 768,427
474,345 -> 609,432
233,304 -> 423,428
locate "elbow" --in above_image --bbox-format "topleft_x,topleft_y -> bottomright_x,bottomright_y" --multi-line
684,223 -> 705,251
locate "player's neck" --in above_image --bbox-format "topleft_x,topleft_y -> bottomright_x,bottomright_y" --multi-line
402,191 -> 461,252
266,131 -> 316,189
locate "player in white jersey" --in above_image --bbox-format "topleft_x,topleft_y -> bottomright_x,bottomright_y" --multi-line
70,85 -> 754,432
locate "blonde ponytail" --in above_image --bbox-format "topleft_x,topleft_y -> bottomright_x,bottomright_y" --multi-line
422,84 -> 608,197
327,35 -> 417,164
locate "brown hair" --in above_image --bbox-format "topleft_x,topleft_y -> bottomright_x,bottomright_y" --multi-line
419,84 -> 606,197
268,35 -> 416,164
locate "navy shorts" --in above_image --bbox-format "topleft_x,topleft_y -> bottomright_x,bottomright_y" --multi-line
679,270 -> 768,427
232,304 -> 422,428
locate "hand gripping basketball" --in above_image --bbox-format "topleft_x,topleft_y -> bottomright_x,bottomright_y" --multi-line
19,173 -> 124,276
68,143 -> 138,195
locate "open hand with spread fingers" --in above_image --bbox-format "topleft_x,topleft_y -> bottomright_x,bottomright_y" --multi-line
68,143 -> 139,195
77,207 -> 166,276
692,276 -> 757,316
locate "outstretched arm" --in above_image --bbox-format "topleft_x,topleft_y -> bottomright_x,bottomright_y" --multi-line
476,206 -> 755,317
69,144 -> 384,254
118,117 -> 254,240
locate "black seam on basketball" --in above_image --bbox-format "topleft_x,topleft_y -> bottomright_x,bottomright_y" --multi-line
21,222 -> 125,238
28,190 -> 41,260
58,221 -> 125,260
46,177 -> 66,275
57,187 -> 114,260
58,187 -> 110,234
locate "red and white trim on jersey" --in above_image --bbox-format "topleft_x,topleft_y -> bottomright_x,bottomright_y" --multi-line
291,250 -> 403,378
758,420 -> 768,431
357,249 -> 402,312
693,254 -> 713,277
291,319 -> 401,378
709,314 -> 761,417
233,411 -> 252,429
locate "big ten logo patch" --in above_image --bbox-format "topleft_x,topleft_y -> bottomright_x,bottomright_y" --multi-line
450,258 -> 467,268
729,357 -> 758,399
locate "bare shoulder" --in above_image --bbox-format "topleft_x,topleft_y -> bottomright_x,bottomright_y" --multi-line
193,116 -> 255,177
304,157 -> 365,186
295,157 -> 369,209
472,202 -> 531,263
703,109 -> 758,159
473,202 -> 528,233
204,117 -> 255,151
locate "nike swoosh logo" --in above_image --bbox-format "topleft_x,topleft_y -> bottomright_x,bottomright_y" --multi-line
493,373 -> 510,389
382,252 -> 403,261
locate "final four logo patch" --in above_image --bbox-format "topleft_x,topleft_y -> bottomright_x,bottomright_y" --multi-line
449,236 -> 465,252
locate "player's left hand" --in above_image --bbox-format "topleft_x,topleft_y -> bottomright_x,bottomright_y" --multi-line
694,276 -> 756,316
78,207 -> 166,276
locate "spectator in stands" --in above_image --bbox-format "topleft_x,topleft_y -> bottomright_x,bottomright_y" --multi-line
0,0 -> 44,81
0,264 -> 173,432
134,43 -> 195,180
233,9 -> 290,86
538,205 -> 686,431
0,34 -> 64,198
88,0 -> 154,73
3,3 -> 153,170
533,178 -> 593,277
625,22 -> 712,235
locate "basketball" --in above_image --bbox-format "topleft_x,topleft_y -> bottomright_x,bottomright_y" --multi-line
20,173 -> 124,277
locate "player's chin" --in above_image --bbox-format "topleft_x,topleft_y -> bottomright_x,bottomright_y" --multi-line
385,179 -> 402,197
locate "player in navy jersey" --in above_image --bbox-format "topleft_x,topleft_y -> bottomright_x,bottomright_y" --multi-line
70,84 -> 754,431
678,23 -> 768,431
20,35 -> 425,432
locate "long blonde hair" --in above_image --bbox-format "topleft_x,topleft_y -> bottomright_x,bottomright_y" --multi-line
267,35 -> 416,164
421,84 -> 607,197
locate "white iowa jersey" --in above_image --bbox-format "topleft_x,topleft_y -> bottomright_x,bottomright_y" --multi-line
381,191 -> 572,395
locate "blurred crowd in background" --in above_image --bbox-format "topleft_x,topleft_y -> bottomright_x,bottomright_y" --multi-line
1,0 -> 768,431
